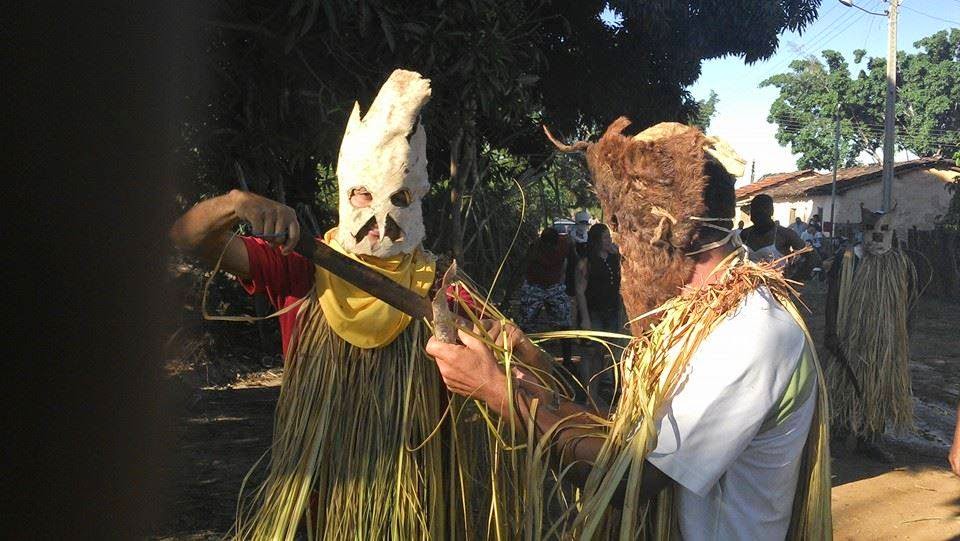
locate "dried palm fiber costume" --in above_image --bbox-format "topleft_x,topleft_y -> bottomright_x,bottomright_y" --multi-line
824,205 -> 916,436
515,119 -> 833,539
230,70 -> 469,540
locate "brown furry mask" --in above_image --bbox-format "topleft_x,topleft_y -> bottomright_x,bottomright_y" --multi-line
546,119 -> 729,334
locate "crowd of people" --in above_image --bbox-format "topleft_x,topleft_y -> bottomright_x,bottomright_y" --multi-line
514,211 -> 624,406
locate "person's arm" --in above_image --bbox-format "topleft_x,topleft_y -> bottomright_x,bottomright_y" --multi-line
575,258 -> 591,328
426,329 -> 671,504
169,190 -> 300,280
950,402 -> 960,476
781,226 -> 807,253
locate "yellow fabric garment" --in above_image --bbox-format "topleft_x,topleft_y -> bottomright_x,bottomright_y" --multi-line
313,228 -> 435,349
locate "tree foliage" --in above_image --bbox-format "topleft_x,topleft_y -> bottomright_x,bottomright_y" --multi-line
692,90 -> 719,131
762,29 -> 960,170
180,0 -> 823,279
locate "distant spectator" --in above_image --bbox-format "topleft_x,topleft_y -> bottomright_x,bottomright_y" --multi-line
575,223 -> 623,404
801,224 -> 824,252
566,209 -> 593,343
809,214 -> 822,231
741,195 -> 806,276
791,217 -> 806,235
517,228 -> 571,336
734,220 -> 745,236
571,209 -> 592,246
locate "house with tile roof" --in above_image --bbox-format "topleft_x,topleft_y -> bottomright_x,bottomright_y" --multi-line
734,158 -> 959,237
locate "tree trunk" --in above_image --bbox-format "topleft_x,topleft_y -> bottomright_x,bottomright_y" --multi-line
449,102 -> 477,263
449,128 -> 464,262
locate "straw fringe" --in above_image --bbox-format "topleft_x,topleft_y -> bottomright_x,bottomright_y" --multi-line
490,251 -> 833,540
233,296 -> 450,540
827,249 -> 915,435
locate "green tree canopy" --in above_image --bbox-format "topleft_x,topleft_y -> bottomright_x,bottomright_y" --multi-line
181,0 -> 823,275
761,28 -> 960,170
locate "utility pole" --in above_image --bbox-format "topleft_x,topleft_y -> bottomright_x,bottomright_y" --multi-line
829,104 -> 841,238
839,0 -> 897,211
881,0 -> 899,211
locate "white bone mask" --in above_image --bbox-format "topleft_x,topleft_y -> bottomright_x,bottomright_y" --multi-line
335,70 -> 431,258
860,204 -> 896,256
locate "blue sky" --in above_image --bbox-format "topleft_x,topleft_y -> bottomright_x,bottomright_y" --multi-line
687,0 -> 959,184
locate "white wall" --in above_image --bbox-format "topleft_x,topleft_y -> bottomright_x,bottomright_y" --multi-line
736,199 -> 815,228
737,167 -> 957,234
772,199 -> 815,227
813,168 -> 957,234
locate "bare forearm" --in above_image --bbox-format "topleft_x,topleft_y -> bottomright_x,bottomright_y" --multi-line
509,379 -> 668,504
169,190 -> 243,255
954,403 -> 960,446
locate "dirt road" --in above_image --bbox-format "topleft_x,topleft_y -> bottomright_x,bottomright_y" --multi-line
153,285 -> 960,540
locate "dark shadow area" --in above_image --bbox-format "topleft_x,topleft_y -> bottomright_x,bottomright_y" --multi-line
831,442 -> 952,487
5,2 -> 203,539
155,386 -> 280,539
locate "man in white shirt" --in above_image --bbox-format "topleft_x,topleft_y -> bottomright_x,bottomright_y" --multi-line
647,287 -> 815,539
800,224 -> 823,249
791,217 -> 807,235
427,122 -> 823,539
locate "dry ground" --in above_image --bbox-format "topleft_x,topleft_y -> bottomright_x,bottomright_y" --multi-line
152,283 -> 960,540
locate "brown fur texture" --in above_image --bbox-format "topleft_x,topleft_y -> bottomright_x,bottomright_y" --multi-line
581,118 -> 712,334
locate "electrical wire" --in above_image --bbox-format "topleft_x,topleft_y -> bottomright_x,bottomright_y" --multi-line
768,121 -> 960,141
757,8 -> 869,80
768,112 -> 960,137
901,4 -> 960,25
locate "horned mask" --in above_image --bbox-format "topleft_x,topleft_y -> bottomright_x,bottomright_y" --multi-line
335,69 -> 431,258
860,203 -> 896,256
545,120 -> 743,334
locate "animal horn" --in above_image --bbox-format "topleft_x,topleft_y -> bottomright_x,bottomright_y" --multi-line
542,125 -> 590,153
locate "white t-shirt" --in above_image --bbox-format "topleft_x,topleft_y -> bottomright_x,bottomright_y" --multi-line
647,287 -> 816,541
800,230 -> 823,248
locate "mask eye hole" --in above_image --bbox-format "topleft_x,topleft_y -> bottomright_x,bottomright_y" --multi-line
349,187 -> 373,208
390,188 -> 413,208
609,214 -> 619,232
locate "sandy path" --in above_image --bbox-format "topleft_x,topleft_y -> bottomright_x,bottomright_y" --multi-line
154,285 -> 960,539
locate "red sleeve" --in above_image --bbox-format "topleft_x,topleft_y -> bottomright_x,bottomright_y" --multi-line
238,236 -> 315,309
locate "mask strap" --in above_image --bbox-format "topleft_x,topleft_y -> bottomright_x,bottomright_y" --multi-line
685,216 -> 743,256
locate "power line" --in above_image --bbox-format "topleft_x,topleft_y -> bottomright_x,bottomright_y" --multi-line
757,7 -> 866,80
862,1 -> 879,47
771,115 -> 960,134
768,112 -> 960,136
901,4 -> 960,25
764,126 -> 960,147
769,121 -> 960,141
745,116 -> 960,139
764,118 -> 960,143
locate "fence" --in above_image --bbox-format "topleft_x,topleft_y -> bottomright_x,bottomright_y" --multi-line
824,223 -> 959,299
905,227 -> 960,299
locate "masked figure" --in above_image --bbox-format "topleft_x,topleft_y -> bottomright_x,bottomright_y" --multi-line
234,70 -> 459,540
824,203 -> 916,461
522,121 -> 833,540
